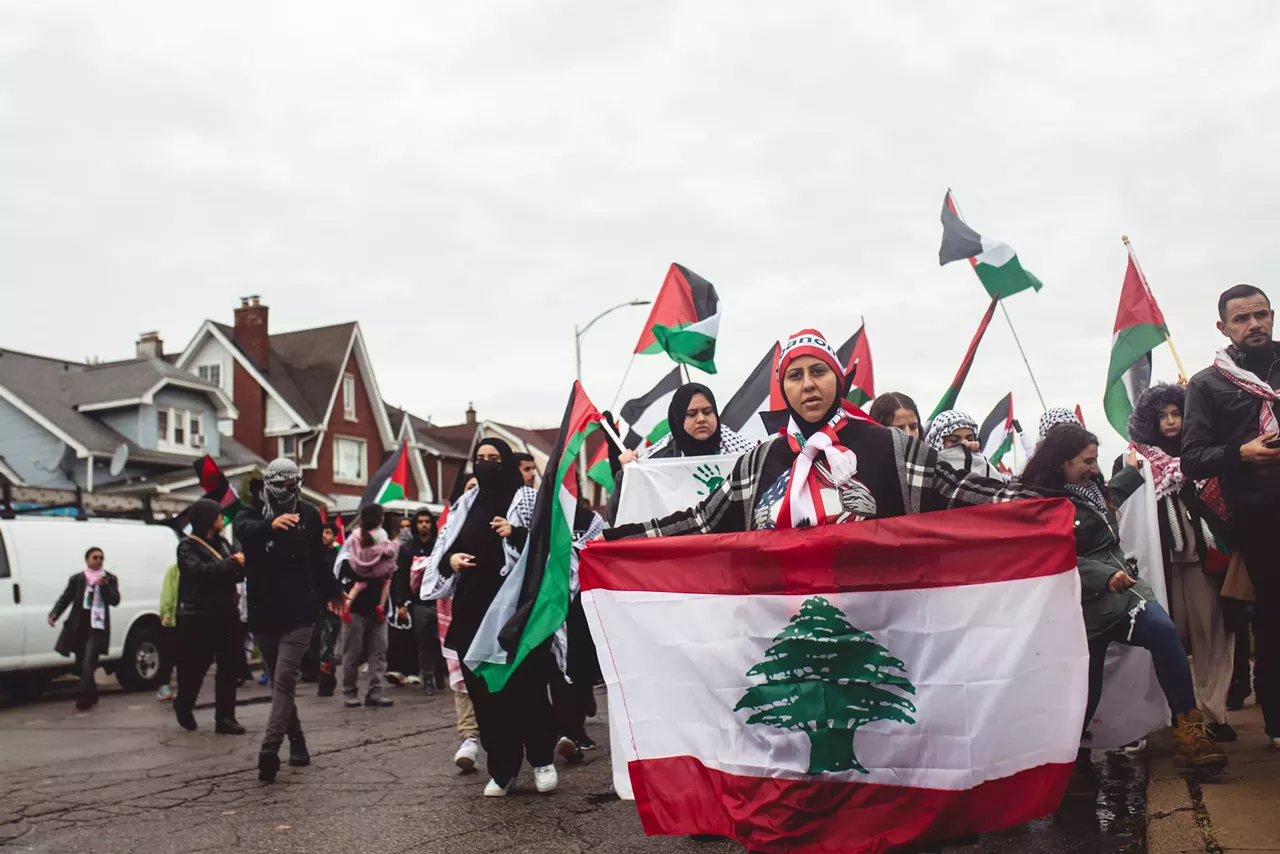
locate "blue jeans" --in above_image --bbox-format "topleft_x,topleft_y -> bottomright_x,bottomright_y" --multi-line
1084,601 -> 1197,732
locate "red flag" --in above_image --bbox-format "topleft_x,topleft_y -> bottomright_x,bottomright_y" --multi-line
1074,404 -> 1086,428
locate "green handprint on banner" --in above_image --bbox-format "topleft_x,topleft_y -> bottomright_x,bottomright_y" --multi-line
693,463 -> 725,497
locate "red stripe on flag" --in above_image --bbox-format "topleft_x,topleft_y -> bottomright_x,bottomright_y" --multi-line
629,755 -> 1073,854
581,498 -> 1076,596
1113,252 -> 1167,333
633,263 -> 697,353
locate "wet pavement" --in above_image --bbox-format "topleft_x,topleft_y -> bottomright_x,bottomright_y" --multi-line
0,677 -> 1146,854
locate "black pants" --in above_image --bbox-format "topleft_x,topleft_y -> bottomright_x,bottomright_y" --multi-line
74,630 -> 108,703
460,644 -> 556,787
1233,514 -> 1279,736
552,598 -> 600,742
1231,610 -> 1254,698
387,617 -> 417,676
413,602 -> 444,684
174,613 -> 241,723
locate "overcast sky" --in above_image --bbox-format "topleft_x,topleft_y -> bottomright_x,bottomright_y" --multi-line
4,2 -> 1279,462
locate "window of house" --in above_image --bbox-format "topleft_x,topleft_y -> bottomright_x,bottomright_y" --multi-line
157,409 -> 169,445
190,414 -> 204,448
156,407 -> 206,452
343,374 -> 357,421
334,436 -> 367,483
173,410 -> 186,446
279,435 -> 298,460
196,362 -> 223,389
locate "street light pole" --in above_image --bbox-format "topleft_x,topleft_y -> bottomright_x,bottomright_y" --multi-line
574,298 -> 651,487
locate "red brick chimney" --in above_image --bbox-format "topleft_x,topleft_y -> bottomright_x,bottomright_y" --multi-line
233,296 -> 270,368
465,402 -> 477,426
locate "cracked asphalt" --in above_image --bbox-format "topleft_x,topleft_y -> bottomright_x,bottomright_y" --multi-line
0,677 -> 1146,854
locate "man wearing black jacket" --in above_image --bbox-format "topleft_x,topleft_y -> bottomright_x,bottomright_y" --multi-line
235,459 -> 344,782
394,508 -> 443,692
1183,284 -> 1280,747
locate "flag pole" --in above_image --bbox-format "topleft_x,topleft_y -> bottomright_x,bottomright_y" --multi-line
1122,234 -> 1188,383
610,353 -> 638,412
999,301 -> 1047,408
948,191 -> 1047,409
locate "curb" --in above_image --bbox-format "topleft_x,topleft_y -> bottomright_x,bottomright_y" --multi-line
1145,729 -> 1219,854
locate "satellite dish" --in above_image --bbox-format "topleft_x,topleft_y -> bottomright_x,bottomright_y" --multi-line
109,443 -> 129,477
32,441 -> 70,474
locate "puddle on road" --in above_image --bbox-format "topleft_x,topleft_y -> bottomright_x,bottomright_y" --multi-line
966,750 -> 1146,854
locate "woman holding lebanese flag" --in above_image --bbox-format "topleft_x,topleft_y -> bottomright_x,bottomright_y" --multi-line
606,329 -> 1043,541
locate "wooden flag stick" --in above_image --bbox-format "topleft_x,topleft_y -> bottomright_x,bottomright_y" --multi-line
1123,234 -> 1188,382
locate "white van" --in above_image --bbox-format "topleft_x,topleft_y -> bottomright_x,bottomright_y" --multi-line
0,516 -> 178,700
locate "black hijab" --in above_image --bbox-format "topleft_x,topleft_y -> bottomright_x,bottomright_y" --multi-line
667,383 -> 722,457
472,437 -> 523,514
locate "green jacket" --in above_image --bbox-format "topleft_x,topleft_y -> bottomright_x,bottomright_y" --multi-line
1073,465 -> 1155,639
159,563 -> 180,627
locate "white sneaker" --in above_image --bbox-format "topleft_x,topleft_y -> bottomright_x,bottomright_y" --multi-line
1270,736 -> 1280,750
454,736 -> 479,772
385,671 -> 405,686
404,674 -> 422,686
1122,739 -> 1148,756
483,778 -> 511,797
534,764 -> 558,793
155,684 -> 175,701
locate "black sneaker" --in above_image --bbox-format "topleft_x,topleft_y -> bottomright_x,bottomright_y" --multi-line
215,719 -> 246,735
258,749 -> 281,783
288,735 -> 311,767
364,696 -> 394,708
318,671 -> 336,698
1209,722 -> 1239,743
175,707 -> 198,731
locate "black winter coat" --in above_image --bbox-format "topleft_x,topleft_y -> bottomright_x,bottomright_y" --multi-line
1183,342 -> 1280,513
50,572 -> 120,657
235,501 -> 342,635
176,535 -> 243,619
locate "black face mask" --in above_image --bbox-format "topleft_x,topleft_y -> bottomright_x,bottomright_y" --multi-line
473,459 -> 503,491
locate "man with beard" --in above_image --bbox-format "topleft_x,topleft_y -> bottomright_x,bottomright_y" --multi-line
513,452 -> 538,489
1184,284 -> 1280,749
235,459 -> 345,781
393,508 -> 444,693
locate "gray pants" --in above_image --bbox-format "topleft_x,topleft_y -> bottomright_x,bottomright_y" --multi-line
257,625 -> 313,751
341,614 -> 388,701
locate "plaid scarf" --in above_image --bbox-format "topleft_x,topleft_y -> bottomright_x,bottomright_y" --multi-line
1214,347 -> 1280,435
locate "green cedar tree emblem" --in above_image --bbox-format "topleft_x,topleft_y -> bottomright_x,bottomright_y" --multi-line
734,595 -> 917,774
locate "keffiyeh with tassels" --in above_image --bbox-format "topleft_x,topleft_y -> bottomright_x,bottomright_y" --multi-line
1038,407 -> 1080,442
1214,348 -> 1280,435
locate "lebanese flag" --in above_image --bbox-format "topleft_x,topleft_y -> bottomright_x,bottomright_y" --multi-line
720,342 -> 782,443
835,324 -> 875,406
361,439 -> 409,507
465,381 -> 604,691
634,263 -> 722,374
581,499 -> 1087,854
621,367 -> 683,450
978,393 -> 1015,467
928,294 -> 999,421
1104,242 -> 1168,439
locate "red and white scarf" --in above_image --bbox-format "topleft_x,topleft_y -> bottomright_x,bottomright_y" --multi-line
776,401 -> 876,529
1128,443 -> 1184,500
1214,348 -> 1280,435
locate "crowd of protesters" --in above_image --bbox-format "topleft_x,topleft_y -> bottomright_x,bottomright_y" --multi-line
48,283 -> 1276,806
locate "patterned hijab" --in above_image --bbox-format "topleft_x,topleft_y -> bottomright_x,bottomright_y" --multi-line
924,410 -> 978,451
1038,407 -> 1080,442
262,458 -> 301,519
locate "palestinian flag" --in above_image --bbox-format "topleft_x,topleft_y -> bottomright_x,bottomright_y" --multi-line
929,294 -> 999,421
979,393 -> 1015,467
1104,242 -> 1168,439
360,438 -> 409,507
835,324 -> 875,406
1075,404 -> 1086,428
464,382 -> 604,691
586,440 -> 614,492
621,367 -> 683,450
634,263 -> 722,374
581,499 -> 1088,852
939,190 -> 1043,300
193,455 -> 242,522
720,342 -> 782,442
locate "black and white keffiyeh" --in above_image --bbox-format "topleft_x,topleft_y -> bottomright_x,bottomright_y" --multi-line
641,425 -> 756,459
262,458 -> 301,519
924,410 -> 978,451
1066,479 -> 1109,513
1038,407 -> 1080,442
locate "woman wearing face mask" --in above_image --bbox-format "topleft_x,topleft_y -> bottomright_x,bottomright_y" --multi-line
606,329 -> 1038,539
1127,383 -> 1237,741
1020,423 -> 1227,770
419,439 -> 558,798
925,410 -> 1006,481
869,392 -> 922,440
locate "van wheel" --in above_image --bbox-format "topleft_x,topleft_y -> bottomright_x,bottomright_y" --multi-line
1,672 -> 51,703
117,623 -> 167,691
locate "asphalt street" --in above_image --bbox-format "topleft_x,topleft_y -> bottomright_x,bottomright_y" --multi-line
0,677 -> 1145,854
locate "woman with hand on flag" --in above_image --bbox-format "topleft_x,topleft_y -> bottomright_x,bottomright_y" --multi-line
869,391 -> 922,440
1020,423 -> 1227,770
606,329 -> 1040,539
419,439 -> 558,798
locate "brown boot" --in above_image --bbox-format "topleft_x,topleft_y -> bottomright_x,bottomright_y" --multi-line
1173,709 -> 1228,769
